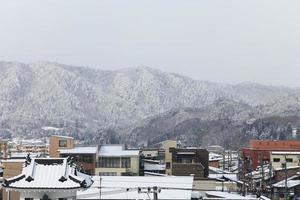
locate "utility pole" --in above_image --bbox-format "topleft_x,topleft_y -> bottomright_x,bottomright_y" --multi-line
260,153 -> 265,195
153,186 -> 158,200
228,150 -> 230,171
223,150 -> 226,171
222,150 -> 225,192
269,162 -> 273,199
284,155 -> 288,200
99,176 -> 102,199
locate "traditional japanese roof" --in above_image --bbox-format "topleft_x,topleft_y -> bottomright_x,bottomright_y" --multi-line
59,147 -> 98,154
2,157 -> 93,190
99,145 -> 140,157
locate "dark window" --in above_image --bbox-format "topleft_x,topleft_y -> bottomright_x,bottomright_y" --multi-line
121,157 -> 131,168
286,158 -> 293,162
273,158 -> 280,162
59,140 -> 67,147
99,157 -> 121,168
166,162 -> 171,169
78,155 -> 93,163
99,172 -> 117,176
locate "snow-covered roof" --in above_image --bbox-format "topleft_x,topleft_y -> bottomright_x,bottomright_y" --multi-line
2,159 -> 26,163
10,152 -> 41,159
99,145 -> 140,157
271,151 -> 300,155
209,166 -> 231,174
51,135 -> 74,139
77,176 -> 193,199
209,152 -> 223,161
206,191 -> 257,199
3,157 -> 93,190
273,175 -> 300,188
144,162 -> 166,171
59,147 -> 98,154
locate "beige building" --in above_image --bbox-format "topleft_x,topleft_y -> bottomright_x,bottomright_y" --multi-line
96,145 -> 140,176
270,151 -> 300,170
49,135 -> 75,158
162,140 -> 177,175
9,139 -> 48,155
141,149 -> 159,158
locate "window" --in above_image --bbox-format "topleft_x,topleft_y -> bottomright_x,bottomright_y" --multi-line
85,169 -> 92,175
286,158 -> 293,163
59,140 -> 67,147
99,157 -> 121,168
99,172 -> 117,176
79,155 -> 93,163
121,157 -> 131,168
166,162 -> 171,169
273,158 -> 280,162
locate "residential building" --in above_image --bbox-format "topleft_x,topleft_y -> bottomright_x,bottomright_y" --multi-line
209,152 -> 223,168
59,146 -> 98,175
270,151 -> 300,170
96,145 -> 140,176
162,140 -> 178,175
0,140 -> 8,159
2,159 -> 25,200
2,157 -> 93,200
143,159 -> 166,174
49,135 -> 75,158
141,148 -> 160,159
241,139 -> 300,170
9,139 -> 48,155
170,147 -> 209,178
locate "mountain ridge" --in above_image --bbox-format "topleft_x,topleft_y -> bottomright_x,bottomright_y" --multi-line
1,61 -> 300,147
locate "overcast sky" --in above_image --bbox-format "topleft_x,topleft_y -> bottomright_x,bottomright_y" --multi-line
1,0 -> 300,86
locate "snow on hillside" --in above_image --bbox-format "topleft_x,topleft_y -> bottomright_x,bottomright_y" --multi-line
0,61 -> 300,141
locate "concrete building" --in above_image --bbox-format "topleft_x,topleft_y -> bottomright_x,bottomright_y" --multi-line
59,147 -> 98,175
96,145 -> 140,176
161,140 -> 177,175
270,151 -> 300,170
170,148 -> 209,178
9,139 -> 48,155
241,140 -> 300,170
49,135 -> 74,158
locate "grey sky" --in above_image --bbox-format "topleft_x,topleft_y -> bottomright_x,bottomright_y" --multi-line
1,0 -> 300,86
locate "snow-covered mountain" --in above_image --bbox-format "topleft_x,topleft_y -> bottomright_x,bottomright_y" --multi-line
1,61 -> 300,142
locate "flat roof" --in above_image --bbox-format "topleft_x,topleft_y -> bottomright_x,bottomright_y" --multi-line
59,147 -> 98,154
51,135 -> 74,139
2,159 -> 26,163
99,145 -> 139,157
77,176 -> 193,199
10,152 -> 41,158
271,151 -> 300,155
206,191 -> 256,199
